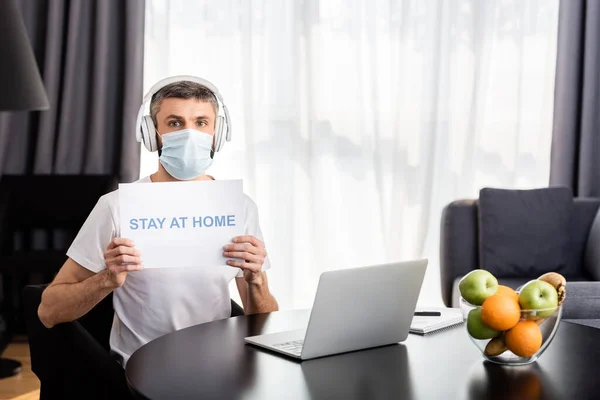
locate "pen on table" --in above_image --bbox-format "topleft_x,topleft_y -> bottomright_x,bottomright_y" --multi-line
414,311 -> 441,317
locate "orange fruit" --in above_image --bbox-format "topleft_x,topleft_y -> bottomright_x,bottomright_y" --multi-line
481,294 -> 521,331
505,320 -> 543,357
496,285 -> 519,303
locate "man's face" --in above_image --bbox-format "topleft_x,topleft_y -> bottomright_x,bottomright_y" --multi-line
155,98 -> 217,146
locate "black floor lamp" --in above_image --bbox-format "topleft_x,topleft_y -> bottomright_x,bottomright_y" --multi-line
0,0 -> 50,378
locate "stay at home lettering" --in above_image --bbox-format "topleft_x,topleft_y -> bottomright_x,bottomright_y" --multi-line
129,215 -> 236,230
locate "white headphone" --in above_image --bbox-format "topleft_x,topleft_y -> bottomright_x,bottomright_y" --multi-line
135,75 -> 232,153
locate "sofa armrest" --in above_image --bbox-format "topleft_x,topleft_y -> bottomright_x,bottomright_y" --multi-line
580,198 -> 600,280
572,198 -> 600,279
440,200 -> 479,307
562,282 -> 600,320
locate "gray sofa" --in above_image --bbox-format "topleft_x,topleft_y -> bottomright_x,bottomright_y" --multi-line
440,196 -> 600,327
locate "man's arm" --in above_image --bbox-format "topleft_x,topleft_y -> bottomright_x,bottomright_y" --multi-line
225,235 -> 278,315
38,238 -> 142,328
38,259 -> 114,328
235,272 -> 278,315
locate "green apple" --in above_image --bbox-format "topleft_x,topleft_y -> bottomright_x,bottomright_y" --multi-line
467,308 -> 501,339
459,270 -> 498,305
518,280 -> 558,317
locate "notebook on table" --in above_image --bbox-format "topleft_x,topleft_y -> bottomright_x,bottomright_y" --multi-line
410,307 -> 463,335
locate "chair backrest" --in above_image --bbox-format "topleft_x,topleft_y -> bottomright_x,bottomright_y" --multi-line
23,284 -> 115,373
23,284 -> 131,400
22,285 -> 55,381
24,282 -> 245,366
230,298 -> 244,317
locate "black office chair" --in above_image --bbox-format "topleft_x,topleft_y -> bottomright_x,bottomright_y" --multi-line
0,175 -> 119,378
23,284 -> 245,400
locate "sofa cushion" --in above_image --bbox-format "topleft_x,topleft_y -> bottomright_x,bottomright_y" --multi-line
478,187 -> 575,278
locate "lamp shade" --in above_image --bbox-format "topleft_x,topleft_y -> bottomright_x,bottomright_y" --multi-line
0,0 -> 50,111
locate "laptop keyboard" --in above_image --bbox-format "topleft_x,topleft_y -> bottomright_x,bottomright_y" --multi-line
273,339 -> 304,355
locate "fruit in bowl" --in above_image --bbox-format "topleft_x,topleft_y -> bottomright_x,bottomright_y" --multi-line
518,280 -> 559,318
459,271 -> 565,365
459,269 -> 499,305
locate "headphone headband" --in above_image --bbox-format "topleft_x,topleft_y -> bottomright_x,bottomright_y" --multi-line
136,75 -> 232,152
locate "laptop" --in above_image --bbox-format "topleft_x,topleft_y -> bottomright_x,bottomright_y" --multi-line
244,259 -> 427,360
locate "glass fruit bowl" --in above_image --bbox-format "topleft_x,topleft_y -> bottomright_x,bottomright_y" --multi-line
460,296 -> 563,366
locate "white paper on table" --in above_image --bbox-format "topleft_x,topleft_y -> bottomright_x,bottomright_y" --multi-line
118,179 -> 245,269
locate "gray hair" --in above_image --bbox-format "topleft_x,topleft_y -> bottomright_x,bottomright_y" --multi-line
150,81 -> 218,125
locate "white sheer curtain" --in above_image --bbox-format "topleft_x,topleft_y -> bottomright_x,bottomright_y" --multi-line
142,0 -> 560,309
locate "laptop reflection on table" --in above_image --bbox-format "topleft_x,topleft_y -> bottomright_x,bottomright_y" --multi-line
301,344 -> 414,400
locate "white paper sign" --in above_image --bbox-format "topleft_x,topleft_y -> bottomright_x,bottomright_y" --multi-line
119,179 -> 244,268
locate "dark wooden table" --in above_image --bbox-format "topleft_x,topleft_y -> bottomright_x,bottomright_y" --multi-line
126,310 -> 600,400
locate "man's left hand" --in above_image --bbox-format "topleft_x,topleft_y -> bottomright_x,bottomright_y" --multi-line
223,235 -> 267,283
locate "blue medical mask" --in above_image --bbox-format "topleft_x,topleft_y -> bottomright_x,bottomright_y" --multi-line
159,129 -> 214,180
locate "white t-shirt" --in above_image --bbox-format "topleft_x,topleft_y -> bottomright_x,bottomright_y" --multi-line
66,176 -> 270,367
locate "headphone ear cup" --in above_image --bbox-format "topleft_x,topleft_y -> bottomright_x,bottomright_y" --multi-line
142,115 -> 158,152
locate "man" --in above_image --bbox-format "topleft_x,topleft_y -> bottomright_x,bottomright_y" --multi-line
37,77 -> 278,368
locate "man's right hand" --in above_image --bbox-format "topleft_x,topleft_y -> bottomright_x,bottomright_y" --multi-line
103,238 -> 143,288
